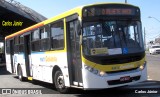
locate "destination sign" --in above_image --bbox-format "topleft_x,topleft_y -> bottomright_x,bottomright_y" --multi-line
83,7 -> 138,17
102,8 -> 133,15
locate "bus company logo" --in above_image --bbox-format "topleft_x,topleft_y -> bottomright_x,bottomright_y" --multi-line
40,56 -> 57,62
120,64 -> 134,69
112,66 -> 120,70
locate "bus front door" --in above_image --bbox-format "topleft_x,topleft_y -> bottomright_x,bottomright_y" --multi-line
66,17 -> 83,86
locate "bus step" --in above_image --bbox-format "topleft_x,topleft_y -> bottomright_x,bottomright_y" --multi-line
73,81 -> 83,86
70,85 -> 83,89
73,81 -> 78,85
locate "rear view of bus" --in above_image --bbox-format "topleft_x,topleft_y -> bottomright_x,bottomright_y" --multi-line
81,3 -> 147,89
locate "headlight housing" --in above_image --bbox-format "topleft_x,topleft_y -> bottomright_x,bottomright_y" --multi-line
139,61 -> 146,71
84,65 -> 106,77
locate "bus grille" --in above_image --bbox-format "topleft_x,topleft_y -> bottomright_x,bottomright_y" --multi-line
106,67 -> 138,73
101,56 -> 142,65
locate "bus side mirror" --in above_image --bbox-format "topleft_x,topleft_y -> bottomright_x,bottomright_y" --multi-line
77,20 -> 81,35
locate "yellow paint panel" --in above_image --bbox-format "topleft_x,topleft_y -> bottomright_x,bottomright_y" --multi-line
82,56 -> 145,72
63,19 -> 67,52
45,49 -> 66,54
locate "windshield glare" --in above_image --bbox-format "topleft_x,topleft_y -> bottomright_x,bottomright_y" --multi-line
82,21 -> 144,56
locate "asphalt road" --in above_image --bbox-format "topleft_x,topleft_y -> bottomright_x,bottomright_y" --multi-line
146,52 -> 160,81
0,53 -> 160,97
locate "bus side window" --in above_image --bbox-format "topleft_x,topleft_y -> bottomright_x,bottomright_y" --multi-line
50,21 -> 64,50
14,36 -> 19,53
40,26 -> 50,51
19,35 -> 24,53
31,29 -> 41,51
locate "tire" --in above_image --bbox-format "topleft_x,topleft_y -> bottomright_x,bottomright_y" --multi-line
17,65 -> 24,81
54,70 -> 69,93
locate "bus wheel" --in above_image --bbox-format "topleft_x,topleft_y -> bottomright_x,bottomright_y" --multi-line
54,70 -> 69,93
17,66 -> 24,81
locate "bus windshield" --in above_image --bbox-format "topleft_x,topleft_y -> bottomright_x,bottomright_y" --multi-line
82,20 -> 144,56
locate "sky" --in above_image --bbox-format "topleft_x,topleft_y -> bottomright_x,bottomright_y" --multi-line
14,0 -> 160,43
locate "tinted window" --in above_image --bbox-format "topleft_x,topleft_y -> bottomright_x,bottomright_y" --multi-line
6,40 -> 10,54
40,26 -> 50,51
40,26 -> 49,39
31,29 -> 40,51
14,37 -> 19,53
19,35 -> 24,53
20,35 -> 24,44
32,29 -> 39,41
51,21 -> 64,49
14,36 -> 19,45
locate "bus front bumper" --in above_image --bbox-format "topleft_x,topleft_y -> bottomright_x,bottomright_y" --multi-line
82,64 -> 147,90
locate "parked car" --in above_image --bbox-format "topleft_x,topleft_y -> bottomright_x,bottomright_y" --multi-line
149,45 -> 160,54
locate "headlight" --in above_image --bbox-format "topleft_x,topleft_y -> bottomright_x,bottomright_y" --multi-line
84,65 -> 106,76
99,71 -> 106,76
139,61 -> 146,71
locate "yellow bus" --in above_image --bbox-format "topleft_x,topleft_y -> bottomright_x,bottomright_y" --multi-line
5,3 -> 147,93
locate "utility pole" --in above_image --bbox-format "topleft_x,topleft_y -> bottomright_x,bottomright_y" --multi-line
148,16 -> 160,45
144,27 -> 146,50
125,0 -> 127,3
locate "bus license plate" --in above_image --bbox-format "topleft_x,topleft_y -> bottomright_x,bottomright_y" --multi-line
120,76 -> 130,82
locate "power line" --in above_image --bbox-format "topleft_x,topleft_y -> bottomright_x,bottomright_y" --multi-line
148,34 -> 160,40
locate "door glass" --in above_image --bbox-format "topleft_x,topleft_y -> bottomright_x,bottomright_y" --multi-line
69,20 -> 82,82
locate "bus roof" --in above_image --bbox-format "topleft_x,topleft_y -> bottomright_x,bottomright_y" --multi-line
5,6 -> 82,40
5,2 -> 138,40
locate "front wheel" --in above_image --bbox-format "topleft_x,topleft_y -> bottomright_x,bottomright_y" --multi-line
54,70 -> 69,93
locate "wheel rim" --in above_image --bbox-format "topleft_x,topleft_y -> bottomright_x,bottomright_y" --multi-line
57,74 -> 65,89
